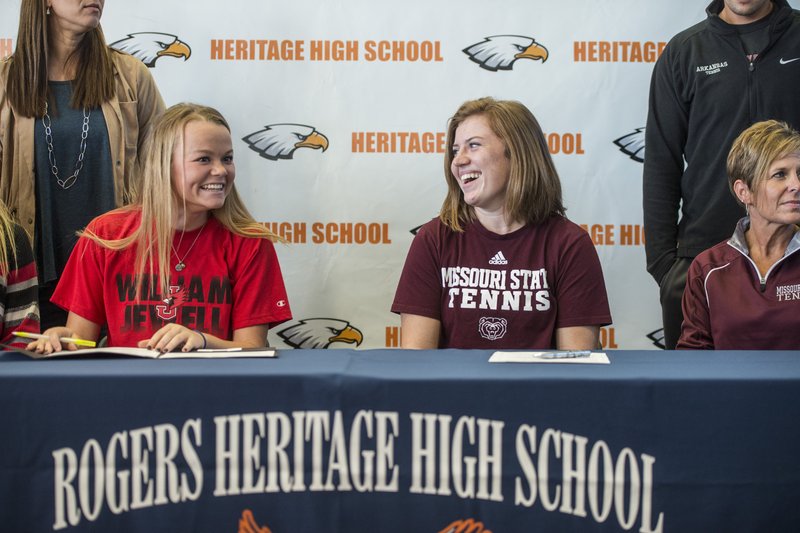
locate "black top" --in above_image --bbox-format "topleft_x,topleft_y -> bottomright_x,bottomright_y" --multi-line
643,0 -> 800,284
33,81 -> 114,284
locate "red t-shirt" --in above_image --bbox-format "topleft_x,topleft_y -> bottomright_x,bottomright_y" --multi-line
1,223 -> 39,349
53,209 -> 292,347
392,217 -> 612,349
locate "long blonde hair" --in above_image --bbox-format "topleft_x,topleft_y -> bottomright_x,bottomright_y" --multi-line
0,202 -> 20,276
5,0 -> 115,117
440,97 -> 565,231
82,103 -> 281,297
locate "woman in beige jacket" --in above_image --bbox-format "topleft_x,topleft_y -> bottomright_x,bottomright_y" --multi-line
0,0 -> 165,327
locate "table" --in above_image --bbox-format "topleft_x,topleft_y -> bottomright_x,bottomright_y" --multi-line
1,349 -> 798,532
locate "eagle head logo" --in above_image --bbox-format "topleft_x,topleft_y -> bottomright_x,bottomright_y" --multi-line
463,35 -> 548,71
277,318 -> 364,349
242,123 -> 329,161
614,127 -> 646,163
110,32 -> 192,68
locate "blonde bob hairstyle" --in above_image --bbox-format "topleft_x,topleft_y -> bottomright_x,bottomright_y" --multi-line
82,103 -> 281,297
727,119 -> 800,206
440,97 -> 565,231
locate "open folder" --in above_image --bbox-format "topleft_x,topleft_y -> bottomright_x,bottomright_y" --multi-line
9,346 -> 277,360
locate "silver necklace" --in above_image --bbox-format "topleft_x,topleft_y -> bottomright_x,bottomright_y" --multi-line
171,221 -> 207,272
41,101 -> 91,189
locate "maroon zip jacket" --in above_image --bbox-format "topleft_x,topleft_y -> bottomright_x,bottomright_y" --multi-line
678,217 -> 800,349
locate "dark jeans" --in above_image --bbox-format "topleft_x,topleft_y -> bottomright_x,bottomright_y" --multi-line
658,257 -> 693,350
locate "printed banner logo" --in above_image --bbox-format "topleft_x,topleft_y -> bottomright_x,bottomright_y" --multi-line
478,317 -> 507,341
463,35 -> 548,71
110,32 -> 191,68
614,128 -> 645,163
243,123 -> 329,161
238,509 -> 271,533
235,510 -> 489,532
439,518 -> 493,533
646,328 -> 666,350
277,318 -> 364,348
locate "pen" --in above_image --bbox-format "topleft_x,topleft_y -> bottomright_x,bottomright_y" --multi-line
537,350 -> 592,359
12,331 -> 97,348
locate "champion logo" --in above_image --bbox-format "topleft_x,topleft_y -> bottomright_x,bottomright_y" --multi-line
489,251 -> 508,265
780,57 -> 800,65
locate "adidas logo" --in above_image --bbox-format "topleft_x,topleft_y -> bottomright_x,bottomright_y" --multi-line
489,251 -> 508,265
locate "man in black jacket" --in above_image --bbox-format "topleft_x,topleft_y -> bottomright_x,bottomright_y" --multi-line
643,0 -> 800,349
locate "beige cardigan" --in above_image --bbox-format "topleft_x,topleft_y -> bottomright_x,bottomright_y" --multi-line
0,49 -> 165,238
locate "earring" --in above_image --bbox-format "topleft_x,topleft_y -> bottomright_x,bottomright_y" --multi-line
745,204 -> 750,216
46,6 -> 50,15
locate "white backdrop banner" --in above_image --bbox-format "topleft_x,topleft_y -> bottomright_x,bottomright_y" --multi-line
4,0 -> 796,350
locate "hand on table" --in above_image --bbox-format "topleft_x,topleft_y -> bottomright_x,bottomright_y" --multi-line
138,323 -> 206,352
26,327 -> 79,354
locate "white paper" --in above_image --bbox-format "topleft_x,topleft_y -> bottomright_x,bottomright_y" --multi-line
489,351 -> 610,364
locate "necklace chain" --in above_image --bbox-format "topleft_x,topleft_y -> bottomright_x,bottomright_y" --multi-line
42,101 -> 91,190
171,222 -> 207,272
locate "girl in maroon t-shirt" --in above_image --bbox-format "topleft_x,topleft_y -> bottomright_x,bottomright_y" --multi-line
392,97 -> 611,349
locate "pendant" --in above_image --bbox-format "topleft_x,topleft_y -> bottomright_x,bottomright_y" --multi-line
175,262 -> 185,272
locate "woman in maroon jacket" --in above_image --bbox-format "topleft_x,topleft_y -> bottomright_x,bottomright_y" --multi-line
678,120 -> 800,349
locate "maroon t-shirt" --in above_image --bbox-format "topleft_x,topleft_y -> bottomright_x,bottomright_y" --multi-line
392,217 -> 612,349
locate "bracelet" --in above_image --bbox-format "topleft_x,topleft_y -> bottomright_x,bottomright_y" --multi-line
194,330 -> 207,350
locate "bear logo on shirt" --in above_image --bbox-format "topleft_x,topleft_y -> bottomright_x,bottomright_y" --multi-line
478,317 -> 507,341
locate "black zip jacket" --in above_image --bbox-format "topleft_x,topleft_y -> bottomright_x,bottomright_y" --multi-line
643,0 -> 800,284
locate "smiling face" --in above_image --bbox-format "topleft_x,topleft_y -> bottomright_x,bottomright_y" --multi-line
171,120 -> 235,228
450,114 -> 511,217
744,153 -> 800,227
47,0 -> 104,35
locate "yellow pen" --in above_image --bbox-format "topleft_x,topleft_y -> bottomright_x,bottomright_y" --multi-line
13,331 -> 97,348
